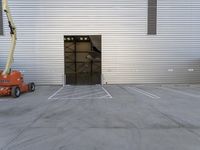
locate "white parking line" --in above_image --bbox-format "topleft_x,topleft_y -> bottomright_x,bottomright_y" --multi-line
50,91 -> 109,100
102,86 -> 112,98
57,90 -> 102,99
48,86 -> 112,100
75,91 -> 106,99
129,87 -> 160,99
48,86 -> 64,100
161,87 -> 200,98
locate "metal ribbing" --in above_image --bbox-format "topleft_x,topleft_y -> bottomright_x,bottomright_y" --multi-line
0,0 -> 199,84
0,0 -> 3,35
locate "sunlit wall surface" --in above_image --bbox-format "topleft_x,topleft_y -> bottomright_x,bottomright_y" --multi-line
0,0 -> 199,84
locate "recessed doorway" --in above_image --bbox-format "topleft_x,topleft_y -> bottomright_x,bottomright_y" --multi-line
64,35 -> 101,85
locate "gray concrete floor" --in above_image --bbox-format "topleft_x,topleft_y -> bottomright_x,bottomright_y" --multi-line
0,84 -> 200,150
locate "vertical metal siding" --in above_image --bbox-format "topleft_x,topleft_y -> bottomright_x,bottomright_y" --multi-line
0,0 -> 199,84
0,0 -> 3,35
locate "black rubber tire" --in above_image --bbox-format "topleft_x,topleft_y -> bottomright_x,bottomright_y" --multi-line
28,82 -> 35,92
11,86 -> 21,98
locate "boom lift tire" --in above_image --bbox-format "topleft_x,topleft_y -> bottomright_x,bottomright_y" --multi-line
28,83 -> 35,92
11,86 -> 21,98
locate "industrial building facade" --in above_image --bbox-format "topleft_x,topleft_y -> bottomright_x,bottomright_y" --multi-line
0,0 -> 200,85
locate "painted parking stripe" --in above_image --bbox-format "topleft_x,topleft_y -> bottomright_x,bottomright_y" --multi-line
61,87 -> 102,95
74,91 -> 106,99
98,94 -> 111,99
161,87 -> 200,98
48,86 -> 64,100
49,85 -> 112,100
50,91 -> 109,100
57,87 -> 104,96
129,87 -> 160,99
102,86 -> 112,98
57,90 -> 103,99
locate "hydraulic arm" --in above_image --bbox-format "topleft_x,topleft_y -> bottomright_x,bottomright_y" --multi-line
2,0 -> 17,75
0,0 -> 35,98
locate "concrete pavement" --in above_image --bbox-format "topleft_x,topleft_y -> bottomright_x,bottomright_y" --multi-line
0,84 -> 200,150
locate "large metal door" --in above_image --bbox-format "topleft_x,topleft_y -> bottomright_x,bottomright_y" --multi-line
64,36 -> 101,85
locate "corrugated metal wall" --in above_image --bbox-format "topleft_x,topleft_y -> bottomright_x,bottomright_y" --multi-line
0,0 -> 200,85
0,0 -> 3,35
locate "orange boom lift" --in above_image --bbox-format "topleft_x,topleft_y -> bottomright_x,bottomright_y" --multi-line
0,0 -> 35,98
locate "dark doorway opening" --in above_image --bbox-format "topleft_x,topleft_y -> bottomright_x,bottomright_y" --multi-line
64,35 -> 101,85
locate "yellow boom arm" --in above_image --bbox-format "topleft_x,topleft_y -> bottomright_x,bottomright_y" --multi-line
2,0 -> 17,75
